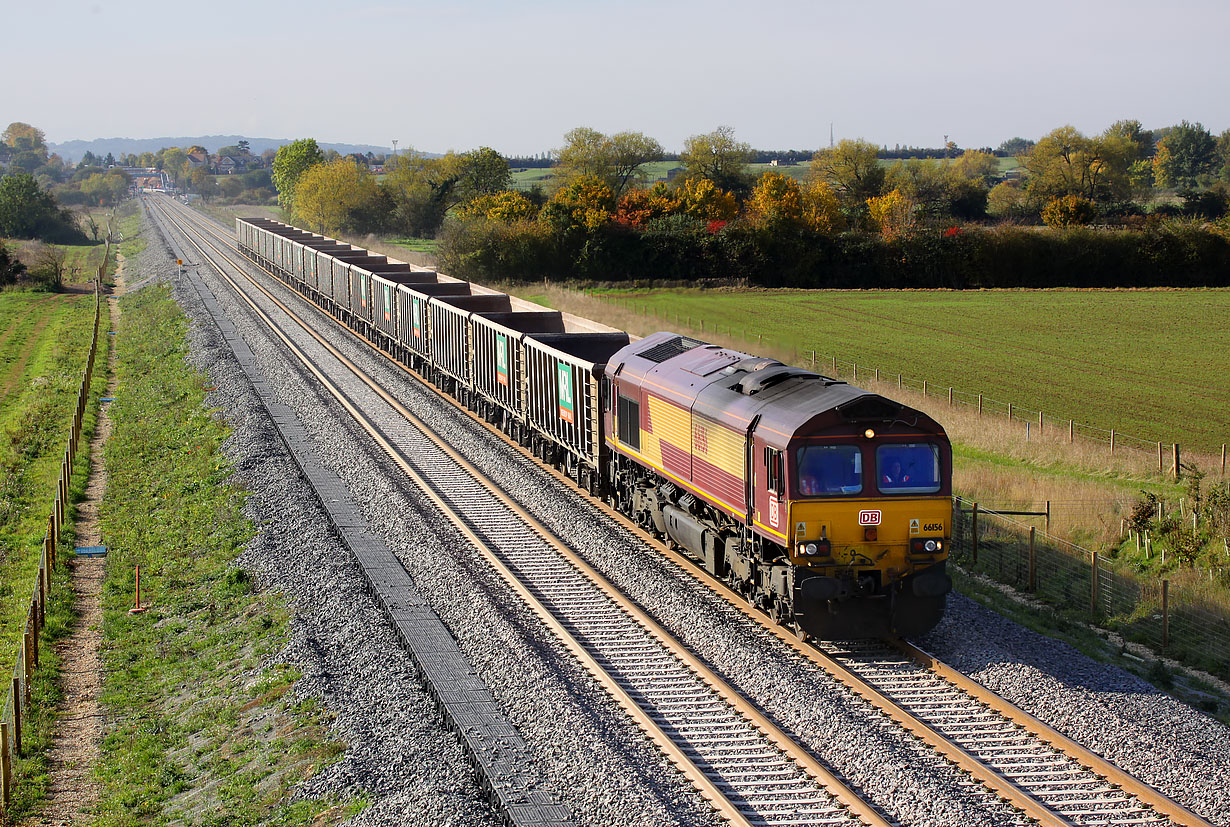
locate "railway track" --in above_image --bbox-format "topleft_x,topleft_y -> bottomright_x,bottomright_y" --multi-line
150,197 -> 1215,827
147,197 -> 889,827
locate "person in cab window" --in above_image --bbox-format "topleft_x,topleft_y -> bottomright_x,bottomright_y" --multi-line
883,460 -> 907,485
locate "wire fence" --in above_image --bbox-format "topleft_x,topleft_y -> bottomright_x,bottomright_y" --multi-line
951,496 -> 1230,683
0,243 -> 106,812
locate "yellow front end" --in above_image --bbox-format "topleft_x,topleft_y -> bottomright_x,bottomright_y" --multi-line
788,497 -> 951,583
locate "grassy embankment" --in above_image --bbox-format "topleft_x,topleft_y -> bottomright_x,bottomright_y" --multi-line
0,286 -> 104,817
87,277 -> 358,824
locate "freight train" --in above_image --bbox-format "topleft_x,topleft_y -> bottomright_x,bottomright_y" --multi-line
234,214 -> 953,638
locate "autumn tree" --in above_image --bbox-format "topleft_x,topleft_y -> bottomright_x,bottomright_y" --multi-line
541,176 -> 615,235
1153,121 -> 1218,189
675,177 -> 738,222
556,128 -> 664,196
613,183 -> 680,229
866,188 -> 912,239
81,170 -> 130,206
746,171 -> 804,226
272,138 -> 325,211
1040,195 -> 1097,227
679,126 -> 753,195
3,122 -> 46,152
1020,126 -> 1133,204
293,157 -> 378,233
459,190 -> 538,222
811,139 -> 886,206
801,181 -> 844,234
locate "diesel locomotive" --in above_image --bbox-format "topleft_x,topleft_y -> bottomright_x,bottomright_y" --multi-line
232,211 -> 953,639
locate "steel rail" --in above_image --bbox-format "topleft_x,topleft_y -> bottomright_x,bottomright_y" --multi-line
151,197 -> 890,827
164,198 -> 1213,827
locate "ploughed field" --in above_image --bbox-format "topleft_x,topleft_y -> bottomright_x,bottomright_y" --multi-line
595,287 -> 1230,455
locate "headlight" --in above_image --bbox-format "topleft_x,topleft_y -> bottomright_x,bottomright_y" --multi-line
924,539 -> 938,552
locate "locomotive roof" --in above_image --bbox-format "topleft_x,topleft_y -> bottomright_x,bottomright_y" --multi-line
610,331 -> 947,445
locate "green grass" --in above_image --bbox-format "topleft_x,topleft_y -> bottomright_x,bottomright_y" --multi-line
0,290 -> 99,655
385,236 -> 439,255
92,283 -> 355,826
594,287 -> 1230,454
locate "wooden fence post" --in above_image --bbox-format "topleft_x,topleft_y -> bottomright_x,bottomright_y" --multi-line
811,350 -> 815,368
1172,444 -> 1180,480
1091,551 -> 1099,615
11,678 -> 21,757
949,387 -> 953,405
832,355 -> 837,373
1222,444 -> 1226,476
922,380 -> 927,398
853,363 -> 857,381
971,503 -> 979,565
1069,419 -> 1074,443
978,394 -> 982,417
1045,501 -> 1051,533
1028,527 -> 1036,592
1110,429 -> 1116,454
1038,411 -> 1043,434
1161,579 -> 1170,649
1,719 -> 11,808
1007,402 -> 1012,421
1158,442 -> 1163,474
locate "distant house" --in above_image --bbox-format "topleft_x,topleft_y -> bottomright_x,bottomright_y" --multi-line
769,159 -> 798,167
186,150 -> 209,169
215,155 -> 249,174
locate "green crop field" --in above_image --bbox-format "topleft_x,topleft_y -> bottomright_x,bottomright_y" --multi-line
593,287 -> 1230,454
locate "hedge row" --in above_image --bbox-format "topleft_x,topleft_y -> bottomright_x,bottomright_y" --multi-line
437,216 -> 1230,289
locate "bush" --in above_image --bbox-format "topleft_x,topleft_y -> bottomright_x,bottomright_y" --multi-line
0,241 -> 27,286
1041,195 -> 1098,227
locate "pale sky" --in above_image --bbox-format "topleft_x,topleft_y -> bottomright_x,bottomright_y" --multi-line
5,0 -> 1228,156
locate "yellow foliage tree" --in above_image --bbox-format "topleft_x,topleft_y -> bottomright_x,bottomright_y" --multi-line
746,172 -> 804,226
541,175 -> 615,234
801,181 -> 845,234
866,188 -> 912,240
459,190 -> 538,222
676,177 -> 738,222
294,158 -> 377,233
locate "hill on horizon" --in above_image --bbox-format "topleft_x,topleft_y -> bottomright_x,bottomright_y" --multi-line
47,135 -> 404,162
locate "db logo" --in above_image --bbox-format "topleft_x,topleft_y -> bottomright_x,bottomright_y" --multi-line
858,510 -> 882,526
768,496 -> 780,528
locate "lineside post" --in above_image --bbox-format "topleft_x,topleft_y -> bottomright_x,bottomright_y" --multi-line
1028,527 -> 1036,592
1161,580 -> 1170,649
1091,551 -> 1099,616
971,503 -> 979,565
1,720 -> 11,808
10,679 -> 20,757
1172,444 -> 1180,480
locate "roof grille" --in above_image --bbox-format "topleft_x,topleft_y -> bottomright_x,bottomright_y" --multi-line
638,335 -> 704,364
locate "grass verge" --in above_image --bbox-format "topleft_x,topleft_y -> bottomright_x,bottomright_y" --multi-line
92,282 -> 357,826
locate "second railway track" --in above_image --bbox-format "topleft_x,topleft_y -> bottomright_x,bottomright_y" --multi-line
148,196 -> 1218,827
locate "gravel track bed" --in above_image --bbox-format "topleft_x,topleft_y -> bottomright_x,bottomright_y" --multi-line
919,595 -> 1229,826
139,215 -> 502,827
150,206 -> 717,827
190,226 -> 1021,827
168,204 -> 1227,827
